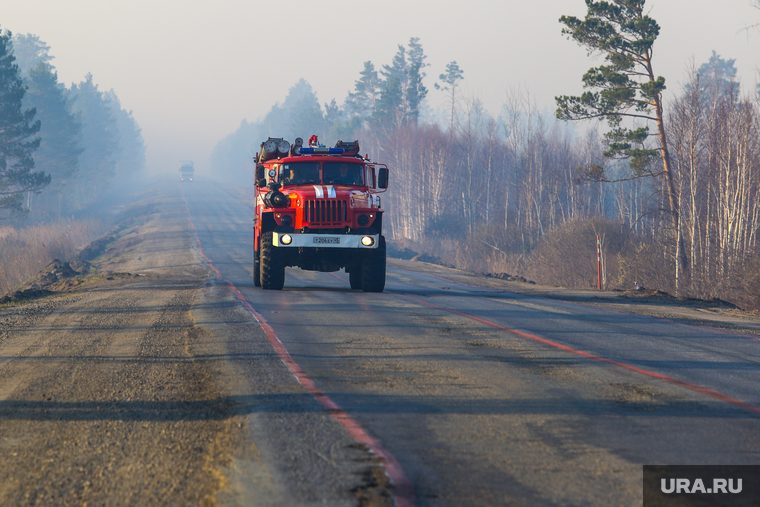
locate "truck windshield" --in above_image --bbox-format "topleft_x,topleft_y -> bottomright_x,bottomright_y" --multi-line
279,162 -> 320,185
323,162 -> 364,186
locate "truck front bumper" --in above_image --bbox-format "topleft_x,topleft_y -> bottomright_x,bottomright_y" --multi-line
273,232 -> 379,249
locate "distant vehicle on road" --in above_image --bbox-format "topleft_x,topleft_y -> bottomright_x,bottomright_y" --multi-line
179,161 -> 194,182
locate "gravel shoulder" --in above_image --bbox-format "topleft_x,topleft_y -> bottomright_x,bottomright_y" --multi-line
0,183 -> 243,506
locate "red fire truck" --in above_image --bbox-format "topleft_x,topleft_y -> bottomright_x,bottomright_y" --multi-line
253,136 -> 388,291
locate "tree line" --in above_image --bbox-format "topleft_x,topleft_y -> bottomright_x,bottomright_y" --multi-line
211,38 -> 441,182
0,29 -> 145,222
212,3 -> 759,308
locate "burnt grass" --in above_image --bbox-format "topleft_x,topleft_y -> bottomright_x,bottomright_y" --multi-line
0,231 -> 121,305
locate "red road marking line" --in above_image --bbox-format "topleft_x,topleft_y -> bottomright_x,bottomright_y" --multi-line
395,293 -> 760,417
184,198 -> 416,507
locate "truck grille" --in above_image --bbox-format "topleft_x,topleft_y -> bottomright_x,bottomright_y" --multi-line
304,199 -> 348,225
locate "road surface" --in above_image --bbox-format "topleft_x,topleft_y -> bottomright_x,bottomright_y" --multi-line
1,178 -> 759,506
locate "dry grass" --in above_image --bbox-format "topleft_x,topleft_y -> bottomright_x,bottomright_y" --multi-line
0,219 -> 108,294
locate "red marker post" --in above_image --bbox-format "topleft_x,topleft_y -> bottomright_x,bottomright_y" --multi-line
597,235 -> 602,290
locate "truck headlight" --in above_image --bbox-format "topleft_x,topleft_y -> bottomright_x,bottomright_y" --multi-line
281,234 -> 293,245
361,236 -> 374,247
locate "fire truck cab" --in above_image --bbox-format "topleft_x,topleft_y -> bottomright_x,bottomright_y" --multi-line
253,136 -> 388,291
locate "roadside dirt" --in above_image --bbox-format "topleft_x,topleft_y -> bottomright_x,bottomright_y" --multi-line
0,186 -> 245,506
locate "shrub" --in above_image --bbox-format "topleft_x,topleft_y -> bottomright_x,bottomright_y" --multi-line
524,218 -> 627,289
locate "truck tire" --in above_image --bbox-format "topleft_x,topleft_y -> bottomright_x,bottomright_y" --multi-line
349,267 -> 362,290
360,236 -> 386,293
260,231 -> 285,290
253,249 -> 261,287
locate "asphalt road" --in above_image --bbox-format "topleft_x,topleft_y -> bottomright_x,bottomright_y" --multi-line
1,178 -> 759,506
183,180 -> 760,506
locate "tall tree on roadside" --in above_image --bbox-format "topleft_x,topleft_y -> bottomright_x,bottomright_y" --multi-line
435,61 -> 464,135
70,73 -> 118,205
105,90 -> 145,179
24,62 -> 82,215
0,29 -> 47,218
555,0 -> 688,293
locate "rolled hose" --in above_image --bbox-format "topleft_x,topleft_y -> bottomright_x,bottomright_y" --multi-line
263,190 -> 288,208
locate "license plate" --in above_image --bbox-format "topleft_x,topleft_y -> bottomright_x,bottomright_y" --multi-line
313,236 -> 340,245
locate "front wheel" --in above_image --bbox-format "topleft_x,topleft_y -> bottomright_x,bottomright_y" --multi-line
360,236 -> 386,293
260,232 -> 285,290
349,267 -> 362,290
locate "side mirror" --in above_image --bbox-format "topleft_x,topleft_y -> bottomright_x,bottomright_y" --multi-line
377,167 -> 388,189
256,164 -> 265,182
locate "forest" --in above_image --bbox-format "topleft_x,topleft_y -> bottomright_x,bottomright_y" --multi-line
0,30 -> 145,221
1,2 -> 758,309
212,13 -> 760,309
0,29 -> 145,292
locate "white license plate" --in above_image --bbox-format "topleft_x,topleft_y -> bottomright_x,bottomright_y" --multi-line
313,237 -> 340,245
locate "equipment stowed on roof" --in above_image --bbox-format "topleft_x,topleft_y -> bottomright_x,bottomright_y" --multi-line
256,136 -> 362,162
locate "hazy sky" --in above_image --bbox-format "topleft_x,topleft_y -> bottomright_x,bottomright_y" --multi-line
4,0 -> 759,175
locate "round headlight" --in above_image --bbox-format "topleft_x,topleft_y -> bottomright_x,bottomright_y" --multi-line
357,214 -> 370,226
281,234 -> 293,245
361,236 -> 374,247
281,215 -> 293,226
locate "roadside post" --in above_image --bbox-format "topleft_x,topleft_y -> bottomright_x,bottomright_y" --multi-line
597,235 -> 602,290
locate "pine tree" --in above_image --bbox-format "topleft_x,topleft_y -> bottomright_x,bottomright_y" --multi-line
373,73 -> 404,129
406,37 -> 429,124
288,92 -> 325,140
324,98 -> 360,142
105,90 -> 145,179
435,61 -> 464,134
0,29 -> 47,218
24,62 -> 82,213
70,74 -> 118,205
345,61 -> 380,120
695,51 -> 739,101
374,38 -> 430,128
374,45 -> 408,129
260,79 -> 324,140
11,33 -> 54,75
555,0 -> 687,293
